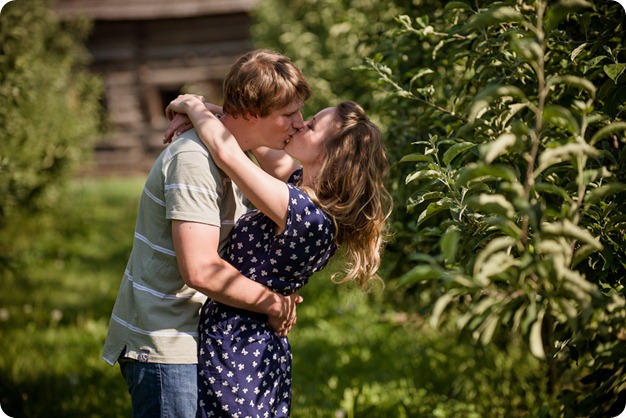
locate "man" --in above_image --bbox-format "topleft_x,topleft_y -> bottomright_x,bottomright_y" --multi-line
102,49 -> 311,418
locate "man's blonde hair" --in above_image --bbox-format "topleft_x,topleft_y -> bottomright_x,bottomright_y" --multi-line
222,49 -> 311,119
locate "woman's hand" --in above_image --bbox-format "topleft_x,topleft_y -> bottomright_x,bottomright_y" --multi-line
165,94 -> 204,120
163,95 -> 224,144
163,113 -> 194,144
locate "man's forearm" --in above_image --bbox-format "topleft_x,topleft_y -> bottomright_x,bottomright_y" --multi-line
187,257 -> 283,315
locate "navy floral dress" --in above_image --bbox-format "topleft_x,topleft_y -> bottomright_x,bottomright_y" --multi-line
197,170 -> 336,418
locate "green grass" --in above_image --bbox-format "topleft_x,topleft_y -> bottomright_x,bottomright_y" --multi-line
0,177 -> 547,417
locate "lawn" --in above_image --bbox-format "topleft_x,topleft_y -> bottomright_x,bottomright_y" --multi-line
0,177 -> 546,417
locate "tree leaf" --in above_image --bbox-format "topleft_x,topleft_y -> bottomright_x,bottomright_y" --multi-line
467,193 -> 516,218
481,132 -> 517,163
534,143 -> 600,177
604,63 -> 626,82
464,6 -> 523,30
510,37 -> 542,63
545,0 -> 592,33
429,291 -> 458,328
406,169 -> 441,184
400,153 -> 433,163
541,219 -> 603,250
570,42 -> 587,61
468,85 -> 527,122
443,142 -> 476,166
418,199 -> 453,225
397,264 -> 442,286
543,105 -> 580,134
440,226 -> 460,264
457,163 -> 518,188
589,122 -> 626,146
444,1 -> 473,12
584,183 -> 626,206
548,75 -> 596,98
479,314 -> 499,345
529,308 -> 546,359
473,236 -> 516,278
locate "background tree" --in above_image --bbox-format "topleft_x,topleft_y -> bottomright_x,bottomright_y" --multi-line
254,0 -> 626,416
0,0 -> 103,271
367,1 -> 626,416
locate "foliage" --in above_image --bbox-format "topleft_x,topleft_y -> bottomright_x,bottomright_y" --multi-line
0,178 -> 547,417
364,1 -> 626,416
254,0 -> 626,415
0,0 -> 103,268
251,0 -> 417,117
0,178 -> 143,418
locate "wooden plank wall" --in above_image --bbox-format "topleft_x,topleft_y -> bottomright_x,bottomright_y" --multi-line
80,13 -> 254,175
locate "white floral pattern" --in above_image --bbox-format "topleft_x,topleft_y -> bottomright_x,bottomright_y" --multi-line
197,170 -> 336,418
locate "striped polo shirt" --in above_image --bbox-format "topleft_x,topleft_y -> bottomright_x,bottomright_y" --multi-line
102,129 -> 247,365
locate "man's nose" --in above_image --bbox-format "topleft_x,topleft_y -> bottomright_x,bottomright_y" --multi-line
292,111 -> 305,130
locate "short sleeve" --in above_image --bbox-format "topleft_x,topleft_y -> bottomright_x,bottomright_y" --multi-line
164,145 -> 225,226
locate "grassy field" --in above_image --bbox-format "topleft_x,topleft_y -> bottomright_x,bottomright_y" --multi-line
0,177 -> 547,417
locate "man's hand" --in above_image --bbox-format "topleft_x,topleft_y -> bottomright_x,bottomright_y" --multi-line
268,293 -> 303,337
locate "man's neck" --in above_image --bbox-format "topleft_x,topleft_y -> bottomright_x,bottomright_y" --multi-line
220,114 -> 255,152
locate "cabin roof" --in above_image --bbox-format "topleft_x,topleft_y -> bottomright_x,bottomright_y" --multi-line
53,0 -> 260,20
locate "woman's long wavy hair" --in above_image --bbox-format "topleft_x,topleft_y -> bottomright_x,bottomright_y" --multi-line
305,101 -> 393,290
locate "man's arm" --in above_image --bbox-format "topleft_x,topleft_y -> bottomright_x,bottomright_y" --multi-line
172,220 -> 301,336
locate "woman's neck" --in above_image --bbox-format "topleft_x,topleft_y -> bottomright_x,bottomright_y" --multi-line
300,164 -> 319,189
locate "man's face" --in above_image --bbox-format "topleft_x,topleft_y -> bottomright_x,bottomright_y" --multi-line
254,101 -> 305,150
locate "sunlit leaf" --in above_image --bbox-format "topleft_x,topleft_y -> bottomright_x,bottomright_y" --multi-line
400,153 -> 433,163
406,169 -> 440,184
543,105 -> 580,134
529,308 -> 546,359
408,190 -> 446,208
541,219 -> 603,250
443,142 -> 476,166
570,42 -> 587,61
510,37 -> 542,63
473,236 -> 517,278
481,132 -> 517,164
444,1 -> 473,12
604,63 -> 626,82
417,199 -> 453,224
467,194 -> 516,218
464,6 -> 523,30
584,183 -> 626,206
468,85 -> 527,122
441,226 -> 460,264
397,264 -> 442,286
548,75 -> 596,98
429,291 -> 458,328
589,122 -> 626,145
457,163 -> 518,187
545,0 -> 592,33
534,143 -> 600,177
479,314 -> 499,345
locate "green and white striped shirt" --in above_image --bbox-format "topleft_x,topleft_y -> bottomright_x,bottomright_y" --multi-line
102,129 -> 246,365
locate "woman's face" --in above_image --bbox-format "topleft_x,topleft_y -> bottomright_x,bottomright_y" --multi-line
284,107 -> 337,165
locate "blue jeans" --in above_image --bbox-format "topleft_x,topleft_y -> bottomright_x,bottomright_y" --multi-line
119,360 -> 197,418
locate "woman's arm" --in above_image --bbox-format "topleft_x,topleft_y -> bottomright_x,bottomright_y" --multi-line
166,94 -> 291,231
252,146 -> 301,183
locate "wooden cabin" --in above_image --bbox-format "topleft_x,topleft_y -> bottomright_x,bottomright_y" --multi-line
53,0 -> 260,175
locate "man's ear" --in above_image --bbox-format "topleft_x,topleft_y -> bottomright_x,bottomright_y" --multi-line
246,114 -> 259,123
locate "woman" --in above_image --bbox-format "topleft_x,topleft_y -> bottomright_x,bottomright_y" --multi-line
165,95 -> 392,417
